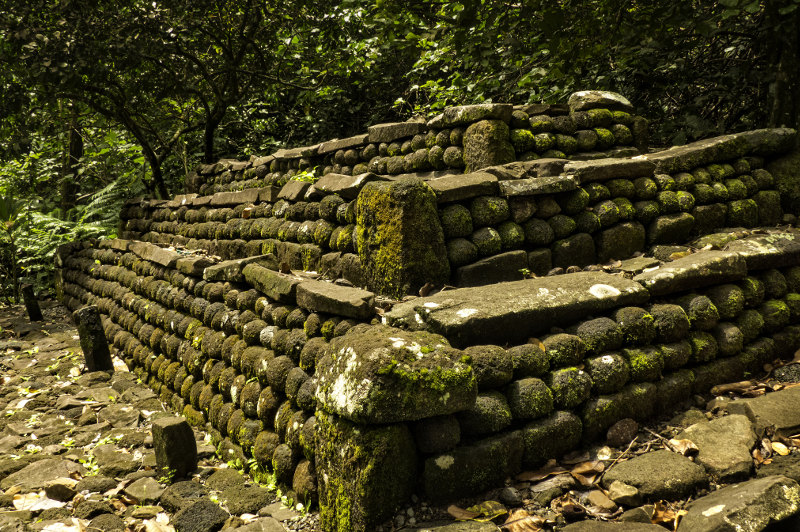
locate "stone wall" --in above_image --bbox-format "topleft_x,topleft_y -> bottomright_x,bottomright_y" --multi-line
56,93 -> 800,532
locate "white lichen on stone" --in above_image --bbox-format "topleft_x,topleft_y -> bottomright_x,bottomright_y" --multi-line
589,284 -> 621,298
601,355 -> 615,364
456,308 -> 478,318
423,302 -> 440,309
435,455 -> 455,469
701,504 -> 726,517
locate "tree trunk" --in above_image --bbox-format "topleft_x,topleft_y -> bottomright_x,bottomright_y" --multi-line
765,4 -> 800,128
59,110 -> 83,219
203,107 -> 226,163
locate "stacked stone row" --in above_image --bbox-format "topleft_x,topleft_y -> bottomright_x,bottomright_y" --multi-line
438,157 -> 783,278
418,264 -> 800,502
58,244 -> 371,505
120,194 -> 362,273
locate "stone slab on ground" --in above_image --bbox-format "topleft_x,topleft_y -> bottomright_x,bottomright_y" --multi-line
601,450 -> 708,501
0,459 -> 86,492
562,522 -> 666,532
727,386 -> 800,436
632,250 -> 747,296
678,475 -> 800,532
677,414 -> 757,481
408,522 -> 500,531
385,271 -> 649,348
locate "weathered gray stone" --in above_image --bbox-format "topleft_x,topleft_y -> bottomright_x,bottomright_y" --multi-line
315,324 -> 476,423
482,159 -> 569,180
313,172 -> 383,200
176,255 -> 216,277
454,250 -> 527,287
679,475 -> 800,532
73,305 -> 113,373
367,122 -> 426,143
172,498 -> 229,532
677,415 -> 756,481
633,251 -> 747,296
464,120 -> 515,173
129,241 -> 180,267
637,133 -> 751,174
568,91 -> 634,113
296,279 -> 375,320
601,450 -> 708,501
727,385 -> 800,436
725,231 -> 800,270
562,522 -> 666,532
151,416 -> 197,479
356,179 -> 449,298
209,188 -> 278,206
498,176 -> 579,197
317,134 -> 370,154
386,271 -> 649,348
427,103 -> 514,128
243,263 -> 301,303
124,476 -> 165,504
0,459 -> 86,491
563,158 -> 655,182
203,255 -> 278,282
278,180 -> 311,201
428,172 -> 499,203
317,411 -> 416,532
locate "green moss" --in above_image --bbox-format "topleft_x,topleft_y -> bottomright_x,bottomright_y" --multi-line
587,108 -> 614,127
705,284 -> 746,320
574,211 -> 601,233
613,197 -> 635,221
528,115 -> 554,133
558,188 -> 590,215
471,227 -> 502,256
653,174 -> 676,191
510,129 -> 536,153
439,204 -> 473,238
505,377 -> 554,419
498,221 -> 525,250
727,199 -> 758,227
740,276 -> 766,307
547,367 -> 593,408
446,238 -> 479,267
575,130 -> 598,151
689,331 -> 718,363
583,182 -> 611,203
610,124 -> 633,145
555,134 -> 578,154
622,347 -> 663,381
534,132 -> 556,153
633,200 -> 660,223
523,218 -> 555,246
548,214 -> 576,239
760,299 -> 791,333
594,128 -> 615,150
607,179 -> 636,199
633,177 -> 658,200
594,200 -> 620,227
614,307 -> 656,346
470,196 -> 510,227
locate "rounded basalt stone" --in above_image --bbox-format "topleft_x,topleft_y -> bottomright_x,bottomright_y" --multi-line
464,345 -> 514,389
547,367 -> 593,409
606,179 -> 636,199
614,307 -> 656,346
650,304 -> 691,343
300,416 -> 318,460
586,353 -> 630,394
230,374 -> 248,406
679,295 -> 719,331
510,129 -> 535,153
218,366 -> 237,399
584,183 -> 610,203
506,343 -> 549,378
275,329 -> 307,363
786,267 -> 800,293
594,200 -> 620,227
713,322 -> 744,357
736,309 -> 765,344
704,284 -> 746,321
285,367 -> 309,404
265,355 -> 295,392
760,269 -> 788,299
760,299 -> 791,333
470,227 -> 502,256
523,218 -> 555,246
241,319 -> 267,346
285,410 -> 308,450
574,211 -> 601,234
443,146 -> 464,168
226,409 -> 246,444
661,341 -> 692,372
296,378 -> 317,412
439,204 -> 473,239
633,200 -> 660,223
253,431 -> 281,467
505,378 -> 554,420
318,195 -> 344,222
543,334 -> 586,367
237,418 -> 264,451
240,380 -> 261,418
236,290 -> 260,312
215,402 -> 235,435
536,196 -> 561,218
622,346 -> 664,382
257,386 -> 282,423
613,197 -> 635,220
299,336 -> 327,373
456,391 -> 513,436
739,276 -> 766,308
547,214 -> 576,239
413,415 -> 461,454
272,444 -> 297,485
240,346 -> 266,379
447,238 -> 479,267
470,196 -> 510,227
274,401 -> 296,435
576,318 -> 623,355
786,293 -> 800,321
688,331 -> 718,364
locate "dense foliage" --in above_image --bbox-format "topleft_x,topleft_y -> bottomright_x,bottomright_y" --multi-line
1,0 -> 799,300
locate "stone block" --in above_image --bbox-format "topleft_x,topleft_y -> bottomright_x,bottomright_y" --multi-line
313,172 -> 383,200
317,134 -> 370,155
482,158 -> 569,180
427,103 -> 514,128
315,324 -> 476,423
129,241 -> 180,267
633,250 -> 747,296
278,180 -> 311,201
498,176 -> 579,197
367,122 -> 426,143
454,250 -> 527,287
725,231 -> 800,270
203,254 -> 278,282
563,158 -> 655,182
568,90 -> 634,113
176,255 -> 216,277
74,305 -> 113,372
427,172 -> 499,203
242,263 -> 301,303
727,385 -> 800,436
463,120 -> 515,173
296,279 -> 375,320
151,416 -> 197,479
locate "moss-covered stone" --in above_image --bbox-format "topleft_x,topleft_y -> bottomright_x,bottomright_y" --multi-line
422,431 -> 523,503
558,189 -> 590,215
713,322 -> 744,357
586,352 -> 630,394
470,227 -> 502,256
536,196 -> 562,218
464,344 -> 514,389
679,295 -> 720,331
521,411 -> 582,467
556,134 -> 578,154
464,120 -> 515,172
650,304 -> 691,343
584,182 -> 611,203
315,324 -> 477,423
606,179 -> 635,199
547,367 -> 593,408
676,191 -> 695,212
356,179 -> 449,298
614,307 -> 656,346
574,211 -> 601,234
760,299 -> 791,333
739,276 -> 766,308
633,177 -> 658,200
580,393 -> 626,443
594,200 -> 621,227
510,129 -> 536,153
575,130 -> 598,151
705,284 -> 746,320
504,377 -> 553,420
655,370 -> 694,414
613,197 -> 635,221
548,214 -> 576,240
633,201 -> 661,223
786,293 -> 800,321
753,190 -> 783,226
470,196 -> 510,227
527,248 -> 552,276
689,331 -> 718,364
443,146 -> 465,168
691,357 -> 744,395
594,128 -> 615,149
317,411 -> 416,532
551,233 -> 596,268
727,199 -> 758,227
506,343 -> 549,378
648,213 -> 695,244
522,218 -> 555,246
456,391 -> 513,435
595,221 -> 645,262
543,333 -> 586,367
622,346 -> 663,381
439,204 -> 473,238
446,238 -> 479,267
611,124 -> 634,145
760,269 -> 788,299
576,317 -> 624,355
497,221 -> 525,250
529,115 -> 554,133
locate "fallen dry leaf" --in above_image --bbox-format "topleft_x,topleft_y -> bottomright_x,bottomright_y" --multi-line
651,500 -> 687,529
447,504 -> 480,521
710,380 -> 756,395
667,438 -> 699,457
527,338 -> 546,352
772,442 -> 790,456
753,448 -> 773,466
516,460 -> 568,482
465,500 -> 507,522
502,509 -> 545,531
570,460 -> 605,486
561,450 -> 591,465
669,251 -> 692,260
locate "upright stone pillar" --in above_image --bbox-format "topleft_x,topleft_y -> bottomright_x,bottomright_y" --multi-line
73,305 -> 113,372
21,284 -> 43,321
355,179 -> 449,298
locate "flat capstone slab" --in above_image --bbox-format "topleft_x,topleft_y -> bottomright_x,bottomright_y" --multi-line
678,475 -> 800,532
295,279 -> 375,320
385,271 -> 649,348
727,386 -> 800,436
203,254 -> 278,282
562,522 -> 666,532
633,250 -> 747,296
498,176 -> 579,197
562,158 -> 655,182
724,231 -> 800,270
601,450 -> 709,501
427,172 -> 499,203
313,172 -> 383,200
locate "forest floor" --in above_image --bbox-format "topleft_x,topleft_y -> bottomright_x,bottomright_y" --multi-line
1,301 -> 800,532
